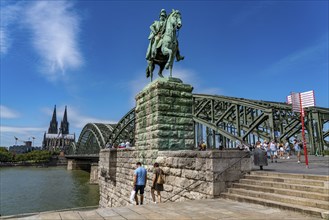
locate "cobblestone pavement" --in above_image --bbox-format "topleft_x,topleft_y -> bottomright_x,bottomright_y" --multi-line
3,198 -> 321,220
3,155 -> 327,220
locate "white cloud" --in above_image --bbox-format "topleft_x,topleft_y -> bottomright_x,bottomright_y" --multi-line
260,39 -> 328,76
0,105 -> 20,119
0,126 -> 46,147
0,28 -> 9,55
1,126 -> 44,133
0,2 -> 22,55
24,0 -> 82,80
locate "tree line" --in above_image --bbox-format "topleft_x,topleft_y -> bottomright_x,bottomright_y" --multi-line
0,147 -> 53,163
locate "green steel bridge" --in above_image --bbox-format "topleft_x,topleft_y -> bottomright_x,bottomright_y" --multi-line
67,94 -> 329,156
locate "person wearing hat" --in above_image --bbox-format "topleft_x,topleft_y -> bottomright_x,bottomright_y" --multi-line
146,9 -> 167,60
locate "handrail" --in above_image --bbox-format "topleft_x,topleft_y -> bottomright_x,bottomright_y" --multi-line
214,151 -> 250,176
163,180 -> 203,203
163,151 -> 251,203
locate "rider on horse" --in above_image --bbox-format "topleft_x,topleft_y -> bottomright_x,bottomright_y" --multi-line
146,9 -> 167,60
146,9 -> 184,80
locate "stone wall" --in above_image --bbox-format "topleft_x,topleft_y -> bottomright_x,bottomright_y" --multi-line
98,148 -> 251,207
98,77 -> 251,208
157,150 -> 251,202
99,148 -> 137,207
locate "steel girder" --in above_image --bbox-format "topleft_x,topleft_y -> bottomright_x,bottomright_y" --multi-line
70,95 -> 327,155
192,94 -> 329,153
73,123 -> 115,154
106,108 -> 135,147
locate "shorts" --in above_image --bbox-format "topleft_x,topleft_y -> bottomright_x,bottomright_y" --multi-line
134,185 -> 145,195
270,150 -> 276,156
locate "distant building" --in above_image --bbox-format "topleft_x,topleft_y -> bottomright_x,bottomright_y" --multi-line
9,141 -> 33,154
42,105 -> 75,153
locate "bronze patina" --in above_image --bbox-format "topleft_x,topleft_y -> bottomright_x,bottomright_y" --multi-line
146,9 -> 184,81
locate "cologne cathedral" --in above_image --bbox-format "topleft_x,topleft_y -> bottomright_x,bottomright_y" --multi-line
42,105 -> 75,153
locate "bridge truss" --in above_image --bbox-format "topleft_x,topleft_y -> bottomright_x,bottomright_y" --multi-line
193,94 -> 329,154
68,108 -> 135,154
70,95 -> 328,155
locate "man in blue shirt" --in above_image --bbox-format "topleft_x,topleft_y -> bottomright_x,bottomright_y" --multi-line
133,162 -> 147,205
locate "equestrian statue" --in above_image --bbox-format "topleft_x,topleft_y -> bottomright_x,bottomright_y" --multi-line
146,9 -> 184,81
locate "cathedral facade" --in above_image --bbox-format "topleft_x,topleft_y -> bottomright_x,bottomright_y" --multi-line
42,105 -> 75,153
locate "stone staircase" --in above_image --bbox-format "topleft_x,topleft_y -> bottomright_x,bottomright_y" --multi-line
221,171 -> 329,219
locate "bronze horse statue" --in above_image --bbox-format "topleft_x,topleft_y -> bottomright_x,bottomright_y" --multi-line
146,10 -> 184,81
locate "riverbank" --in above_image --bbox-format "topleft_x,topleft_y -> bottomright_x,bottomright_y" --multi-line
0,156 -> 67,167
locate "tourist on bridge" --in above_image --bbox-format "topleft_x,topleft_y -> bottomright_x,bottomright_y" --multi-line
133,162 -> 147,205
269,140 -> 277,163
284,139 -> 291,159
279,142 -> 285,159
293,139 -> 302,163
253,141 -> 268,170
151,162 -> 164,204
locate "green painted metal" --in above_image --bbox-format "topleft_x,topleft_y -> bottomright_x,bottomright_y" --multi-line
72,123 -> 115,154
106,108 -> 135,147
71,94 -> 328,155
192,94 -> 329,153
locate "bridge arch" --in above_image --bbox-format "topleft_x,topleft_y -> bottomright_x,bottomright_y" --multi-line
107,108 -> 135,147
74,123 -> 115,154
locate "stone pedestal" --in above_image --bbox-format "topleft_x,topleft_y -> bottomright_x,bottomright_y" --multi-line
97,77 -> 252,208
135,77 -> 194,151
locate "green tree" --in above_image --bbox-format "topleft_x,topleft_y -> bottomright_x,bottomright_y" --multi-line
0,148 -> 13,162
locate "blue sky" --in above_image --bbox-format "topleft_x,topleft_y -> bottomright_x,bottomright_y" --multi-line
1,0 -> 328,148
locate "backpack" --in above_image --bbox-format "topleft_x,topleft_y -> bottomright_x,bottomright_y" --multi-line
157,169 -> 165,184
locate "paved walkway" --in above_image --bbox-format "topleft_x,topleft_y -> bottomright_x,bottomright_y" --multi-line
252,154 -> 329,175
2,155 -> 328,220
2,198 -> 321,220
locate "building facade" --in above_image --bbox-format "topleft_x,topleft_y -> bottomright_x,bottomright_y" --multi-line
42,105 -> 75,153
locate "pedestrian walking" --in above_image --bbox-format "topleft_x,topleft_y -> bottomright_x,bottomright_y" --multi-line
293,139 -> 301,163
151,162 -> 164,204
254,141 -> 268,170
269,140 -> 277,163
133,162 -> 147,205
284,140 -> 291,159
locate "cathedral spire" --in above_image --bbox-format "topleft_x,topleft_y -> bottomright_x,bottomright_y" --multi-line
48,105 -> 58,134
60,106 -> 69,134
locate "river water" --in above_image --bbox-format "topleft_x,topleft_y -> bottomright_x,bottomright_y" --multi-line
0,166 -> 99,216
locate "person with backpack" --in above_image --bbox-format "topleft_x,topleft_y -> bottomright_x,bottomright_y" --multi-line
151,162 -> 164,204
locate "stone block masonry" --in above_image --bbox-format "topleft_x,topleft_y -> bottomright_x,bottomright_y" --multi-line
98,77 -> 251,208
135,77 -> 194,152
98,148 -> 250,207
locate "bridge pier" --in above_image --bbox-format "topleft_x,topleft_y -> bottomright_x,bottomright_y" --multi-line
67,159 -> 91,171
90,163 -> 99,184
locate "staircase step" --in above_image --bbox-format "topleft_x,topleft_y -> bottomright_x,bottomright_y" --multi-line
233,183 -> 329,202
221,193 -> 328,219
227,188 -> 329,210
245,174 -> 325,187
240,179 -> 329,194
250,171 -> 329,181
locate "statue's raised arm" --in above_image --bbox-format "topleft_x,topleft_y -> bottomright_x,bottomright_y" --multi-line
146,9 -> 184,81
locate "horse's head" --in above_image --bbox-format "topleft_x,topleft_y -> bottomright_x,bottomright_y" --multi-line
168,9 -> 182,30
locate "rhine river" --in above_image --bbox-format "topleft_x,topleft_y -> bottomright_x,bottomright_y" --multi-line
0,166 -> 99,216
